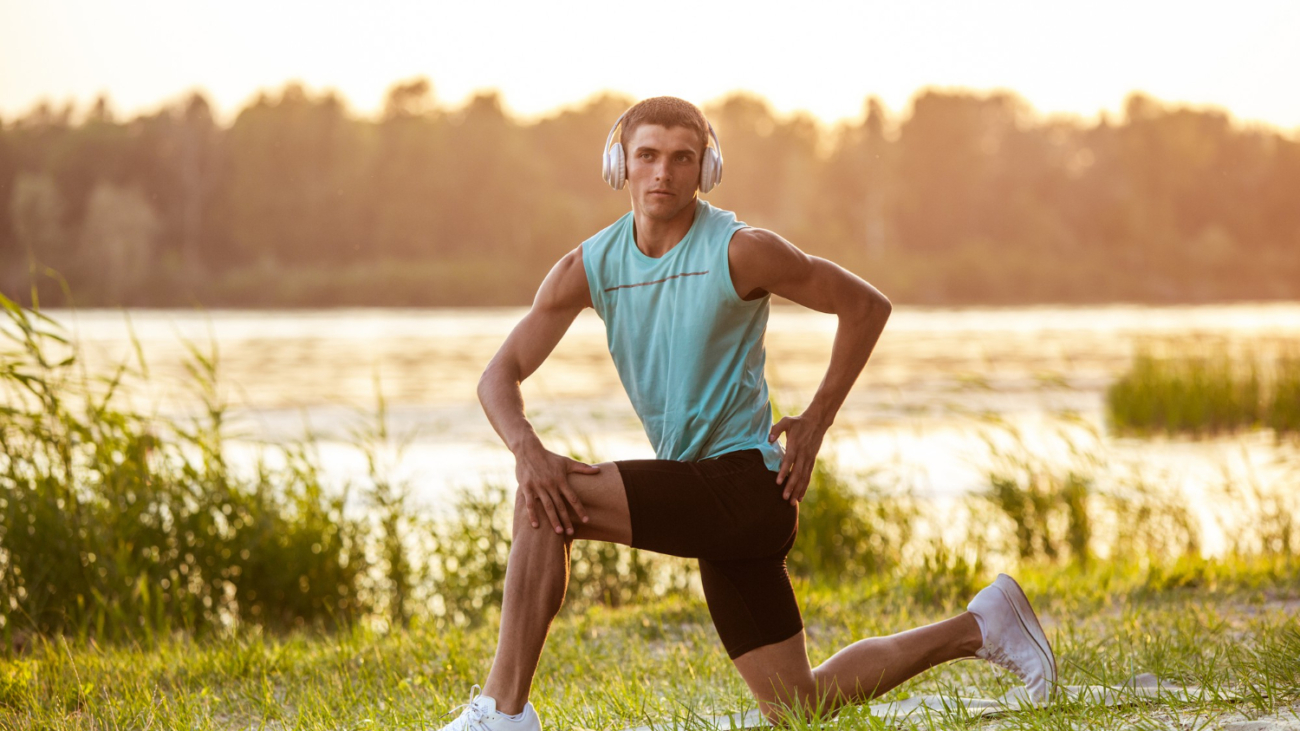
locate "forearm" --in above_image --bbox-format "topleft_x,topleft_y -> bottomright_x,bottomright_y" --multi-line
804,295 -> 891,429
477,365 -> 545,456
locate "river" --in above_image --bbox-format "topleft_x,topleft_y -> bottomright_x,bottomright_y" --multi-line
25,303 -> 1300,554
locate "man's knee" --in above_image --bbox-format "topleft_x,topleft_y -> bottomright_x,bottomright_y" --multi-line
511,487 -> 569,542
756,681 -> 824,727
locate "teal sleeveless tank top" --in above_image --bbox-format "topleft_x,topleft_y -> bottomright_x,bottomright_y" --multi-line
581,198 -> 784,472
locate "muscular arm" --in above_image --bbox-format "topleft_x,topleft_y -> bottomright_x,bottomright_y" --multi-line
728,227 -> 892,502
477,245 -> 597,533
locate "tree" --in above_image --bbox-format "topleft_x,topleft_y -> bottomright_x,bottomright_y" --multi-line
225,83 -> 369,266
79,181 -> 159,304
10,172 -> 71,272
824,96 -> 896,258
368,78 -> 445,260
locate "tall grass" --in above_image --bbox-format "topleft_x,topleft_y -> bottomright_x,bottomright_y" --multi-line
972,419 -> 1217,572
786,457 -> 918,581
975,422 -> 1098,567
0,294 -> 372,641
1272,352 -> 1300,433
1107,342 -> 1300,437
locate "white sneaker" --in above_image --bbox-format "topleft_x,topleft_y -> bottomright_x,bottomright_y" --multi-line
433,685 -> 541,731
967,573 -> 1058,705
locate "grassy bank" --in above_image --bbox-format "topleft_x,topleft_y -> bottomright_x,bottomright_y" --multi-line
2,558 -> 1299,730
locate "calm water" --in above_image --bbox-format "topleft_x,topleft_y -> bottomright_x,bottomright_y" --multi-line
31,303 -> 1300,553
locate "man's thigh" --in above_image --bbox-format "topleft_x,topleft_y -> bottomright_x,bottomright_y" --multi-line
518,461 -> 632,545
614,449 -> 795,561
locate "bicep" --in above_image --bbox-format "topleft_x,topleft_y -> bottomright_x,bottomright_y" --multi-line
483,247 -> 591,381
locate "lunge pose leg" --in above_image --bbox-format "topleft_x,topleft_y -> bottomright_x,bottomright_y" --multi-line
732,574 -> 1055,724
473,459 -> 632,721
438,451 -> 1055,729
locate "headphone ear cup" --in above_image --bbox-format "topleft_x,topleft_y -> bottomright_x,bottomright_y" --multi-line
608,142 -> 626,190
699,148 -> 721,194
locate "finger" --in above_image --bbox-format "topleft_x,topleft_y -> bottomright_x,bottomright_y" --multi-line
779,454 -> 795,493
795,462 -> 816,503
795,460 -> 813,501
790,465 -> 811,499
537,492 -> 565,534
522,489 -> 539,528
551,486 -> 576,535
764,418 -> 785,442
559,483 -> 590,524
569,461 -> 602,474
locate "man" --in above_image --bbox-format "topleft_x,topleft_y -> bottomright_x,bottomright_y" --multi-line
438,97 -> 1055,731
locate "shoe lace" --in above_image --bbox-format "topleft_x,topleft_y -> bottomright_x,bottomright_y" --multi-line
980,641 -> 1027,682
442,684 -> 491,731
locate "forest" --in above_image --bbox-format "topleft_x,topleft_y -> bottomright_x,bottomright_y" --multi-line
2,80 -> 1298,307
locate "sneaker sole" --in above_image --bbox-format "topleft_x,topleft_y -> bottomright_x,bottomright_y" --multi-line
993,574 -> 1058,701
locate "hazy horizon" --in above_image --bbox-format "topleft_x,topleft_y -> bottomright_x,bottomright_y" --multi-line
7,78 -> 1297,139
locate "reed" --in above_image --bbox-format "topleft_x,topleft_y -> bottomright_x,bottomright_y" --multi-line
1106,342 -> 1300,437
974,421 -> 1099,568
0,294 -> 370,641
786,456 -> 918,582
1269,352 -> 1300,434
971,419 -> 1237,571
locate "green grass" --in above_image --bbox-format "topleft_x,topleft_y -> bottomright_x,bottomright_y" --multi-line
1,558 -> 1298,730
1107,343 -> 1300,437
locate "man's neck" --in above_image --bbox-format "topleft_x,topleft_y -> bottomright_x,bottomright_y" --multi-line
632,198 -> 699,258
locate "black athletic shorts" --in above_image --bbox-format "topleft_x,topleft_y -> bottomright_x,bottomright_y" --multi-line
616,448 -> 803,660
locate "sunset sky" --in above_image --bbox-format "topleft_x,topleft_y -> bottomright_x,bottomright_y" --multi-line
2,0 -> 1298,130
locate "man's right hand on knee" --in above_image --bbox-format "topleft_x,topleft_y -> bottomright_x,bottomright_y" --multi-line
514,442 -> 599,535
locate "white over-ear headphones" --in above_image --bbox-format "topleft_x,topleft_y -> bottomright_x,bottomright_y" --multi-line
601,111 -> 724,194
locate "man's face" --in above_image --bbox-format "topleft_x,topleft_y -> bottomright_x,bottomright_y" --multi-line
624,123 -> 703,220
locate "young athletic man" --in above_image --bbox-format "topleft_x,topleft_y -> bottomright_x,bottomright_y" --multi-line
438,97 -> 1056,730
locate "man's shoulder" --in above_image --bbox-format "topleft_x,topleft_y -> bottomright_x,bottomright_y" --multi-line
537,245 -> 594,312
728,226 -> 788,255
727,227 -> 804,293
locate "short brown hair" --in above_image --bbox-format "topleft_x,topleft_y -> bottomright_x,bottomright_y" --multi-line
619,97 -> 709,154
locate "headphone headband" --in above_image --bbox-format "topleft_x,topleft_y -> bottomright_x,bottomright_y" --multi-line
600,109 -> 724,193
603,111 -> 628,160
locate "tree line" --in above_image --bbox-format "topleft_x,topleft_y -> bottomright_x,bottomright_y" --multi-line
1,79 -> 1297,307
